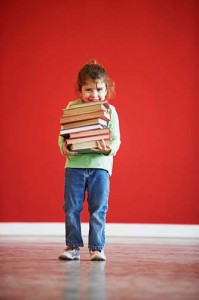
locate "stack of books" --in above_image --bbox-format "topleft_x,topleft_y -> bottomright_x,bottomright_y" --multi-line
59,101 -> 111,153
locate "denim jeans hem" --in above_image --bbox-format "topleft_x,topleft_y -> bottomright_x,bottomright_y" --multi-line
88,246 -> 104,251
66,243 -> 84,248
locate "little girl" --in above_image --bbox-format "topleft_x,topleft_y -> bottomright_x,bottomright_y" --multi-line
58,60 -> 121,261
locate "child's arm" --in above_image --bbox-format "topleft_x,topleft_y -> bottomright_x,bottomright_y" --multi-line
92,139 -> 112,155
92,105 -> 121,156
107,105 -> 121,156
58,135 -> 78,156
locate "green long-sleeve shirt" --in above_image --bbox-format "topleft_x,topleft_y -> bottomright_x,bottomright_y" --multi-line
58,99 -> 121,176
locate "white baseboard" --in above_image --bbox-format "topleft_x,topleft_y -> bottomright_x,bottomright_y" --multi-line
0,223 -> 199,238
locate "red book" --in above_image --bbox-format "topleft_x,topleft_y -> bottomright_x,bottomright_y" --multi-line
60,110 -> 110,125
60,124 -> 106,138
63,102 -> 109,116
70,140 -> 111,153
68,128 -> 110,139
66,133 -> 110,145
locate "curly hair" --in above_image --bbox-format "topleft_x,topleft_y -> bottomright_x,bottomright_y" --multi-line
77,60 -> 115,99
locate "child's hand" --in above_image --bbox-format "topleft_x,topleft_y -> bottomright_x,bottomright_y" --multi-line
62,141 -> 78,156
92,140 -> 112,155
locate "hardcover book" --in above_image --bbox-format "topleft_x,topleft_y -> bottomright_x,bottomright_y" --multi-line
66,133 -> 110,145
63,102 -> 108,116
69,140 -> 111,153
60,124 -> 106,137
69,100 -> 109,109
67,128 -> 110,139
60,110 -> 110,125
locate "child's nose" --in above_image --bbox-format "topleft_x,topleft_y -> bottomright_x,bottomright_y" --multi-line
92,90 -> 98,97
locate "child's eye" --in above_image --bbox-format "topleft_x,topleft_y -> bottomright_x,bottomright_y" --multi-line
97,88 -> 103,92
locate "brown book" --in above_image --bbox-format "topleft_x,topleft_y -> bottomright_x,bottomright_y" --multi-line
61,118 -> 108,130
60,124 -> 106,138
70,140 -> 111,153
66,133 -> 110,145
67,128 -> 110,139
69,100 -> 109,109
60,110 -> 110,125
63,102 -> 108,116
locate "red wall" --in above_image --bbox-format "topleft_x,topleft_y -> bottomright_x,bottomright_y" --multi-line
0,0 -> 198,224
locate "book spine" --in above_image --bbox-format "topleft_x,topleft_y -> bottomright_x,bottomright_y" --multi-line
60,111 -> 110,125
70,139 -> 111,151
69,101 -> 109,109
63,105 -> 107,116
69,129 -> 109,139
66,134 -> 110,145
61,118 -> 108,129
60,125 -> 105,136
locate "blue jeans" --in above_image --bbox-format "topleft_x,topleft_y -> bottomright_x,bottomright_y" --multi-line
64,168 -> 110,250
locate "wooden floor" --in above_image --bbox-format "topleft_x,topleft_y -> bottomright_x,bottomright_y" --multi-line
0,236 -> 199,300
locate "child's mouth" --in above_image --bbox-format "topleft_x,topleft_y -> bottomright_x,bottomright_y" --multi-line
88,98 -> 100,102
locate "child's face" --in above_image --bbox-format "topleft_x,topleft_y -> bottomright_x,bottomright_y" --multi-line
80,79 -> 107,103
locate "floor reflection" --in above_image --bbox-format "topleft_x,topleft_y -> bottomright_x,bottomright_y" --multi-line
1,237 -> 199,300
87,261 -> 106,300
61,260 -> 106,300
